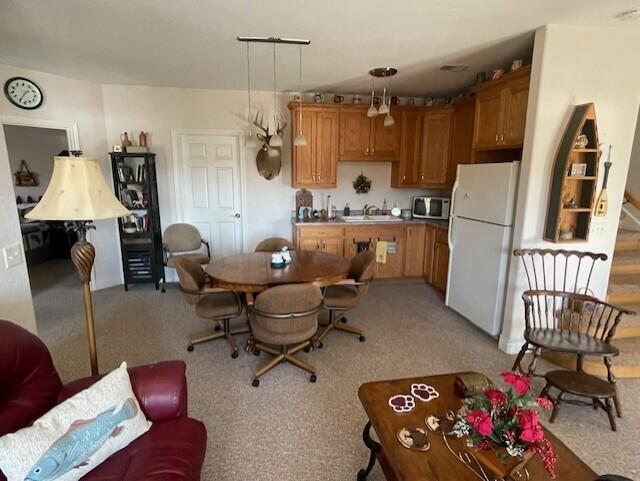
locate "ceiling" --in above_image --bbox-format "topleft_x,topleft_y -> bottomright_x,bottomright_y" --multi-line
1,0 -> 639,96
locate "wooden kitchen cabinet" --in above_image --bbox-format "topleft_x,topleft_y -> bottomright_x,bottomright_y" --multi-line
372,226 -> 405,279
403,224 -> 426,277
338,107 -> 400,161
392,106 -> 452,189
419,108 -> 453,187
472,65 -> 530,150
431,228 -> 450,292
447,97 -> 476,186
422,224 -> 449,293
391,109 -> 422,187
290,105 -> 339,188
296,226 -> 344,256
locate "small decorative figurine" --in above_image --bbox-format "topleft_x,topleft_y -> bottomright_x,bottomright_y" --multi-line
120,132 -> 132,147
139,131 -> 148,147
574,133 -> 589,149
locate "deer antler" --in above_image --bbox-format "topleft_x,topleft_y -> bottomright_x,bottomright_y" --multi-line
252,111 -> 269,142
275,116 -> 287,136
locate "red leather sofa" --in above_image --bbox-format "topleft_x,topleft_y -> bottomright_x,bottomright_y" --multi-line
0,320 -> 207,480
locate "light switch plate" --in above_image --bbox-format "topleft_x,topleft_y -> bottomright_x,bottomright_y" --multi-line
3,244 -> 23,268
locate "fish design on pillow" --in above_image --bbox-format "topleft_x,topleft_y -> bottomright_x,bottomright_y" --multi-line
24,398 -> 138,481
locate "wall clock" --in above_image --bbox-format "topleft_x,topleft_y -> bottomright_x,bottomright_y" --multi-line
4,77 -> 43,110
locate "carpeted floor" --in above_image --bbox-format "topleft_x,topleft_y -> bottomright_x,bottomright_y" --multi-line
31,260 -> 640,480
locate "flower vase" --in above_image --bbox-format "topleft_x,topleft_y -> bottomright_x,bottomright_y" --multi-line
473,447 -> 533,480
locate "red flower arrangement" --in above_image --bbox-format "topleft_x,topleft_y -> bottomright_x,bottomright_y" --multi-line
452,372 -> 557,478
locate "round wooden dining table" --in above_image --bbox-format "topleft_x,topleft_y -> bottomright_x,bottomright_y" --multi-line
205,250 -> 350,293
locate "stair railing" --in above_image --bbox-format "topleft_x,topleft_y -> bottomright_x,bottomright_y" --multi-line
622,189 -> 640,229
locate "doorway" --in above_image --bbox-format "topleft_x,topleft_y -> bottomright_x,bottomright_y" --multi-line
2,122 -> 76,330
172,131 -> 246,261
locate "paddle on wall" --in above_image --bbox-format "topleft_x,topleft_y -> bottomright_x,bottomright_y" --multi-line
595,145 -> 612,217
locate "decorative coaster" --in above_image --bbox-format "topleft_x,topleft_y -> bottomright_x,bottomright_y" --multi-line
388,394 -> 415,414
411,383 -> 439,403
425,412 -> 456,437
397,426 -> 430,451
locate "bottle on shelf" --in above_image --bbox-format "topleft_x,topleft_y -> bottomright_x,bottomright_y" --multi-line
381,198 -> 388,215
343,202 -> 351,217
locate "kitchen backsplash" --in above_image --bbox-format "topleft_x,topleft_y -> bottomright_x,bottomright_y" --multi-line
294,161 -> 449,211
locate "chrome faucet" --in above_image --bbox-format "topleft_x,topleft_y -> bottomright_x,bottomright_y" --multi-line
363,204 -> 377,215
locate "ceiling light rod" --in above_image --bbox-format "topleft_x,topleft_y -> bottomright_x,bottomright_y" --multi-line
369,67 -> 398,78
237,36 -> 311,45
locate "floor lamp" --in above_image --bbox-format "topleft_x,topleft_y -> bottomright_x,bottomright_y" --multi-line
26,153 -> 129,375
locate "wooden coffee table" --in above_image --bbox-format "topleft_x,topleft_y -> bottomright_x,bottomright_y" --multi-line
357,372 -> 598,481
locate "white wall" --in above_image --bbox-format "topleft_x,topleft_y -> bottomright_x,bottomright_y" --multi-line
499,25 -> 640,353
100,85 -> 431,252
4,125 -> 68,199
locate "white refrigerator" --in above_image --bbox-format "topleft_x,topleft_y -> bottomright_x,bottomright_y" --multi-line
445,161 -> 520,336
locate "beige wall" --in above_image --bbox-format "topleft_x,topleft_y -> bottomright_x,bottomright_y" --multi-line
0,64 -> 125,331
499,25 -> 640,353
100,85 -> 431,253
4,125 -> 68,199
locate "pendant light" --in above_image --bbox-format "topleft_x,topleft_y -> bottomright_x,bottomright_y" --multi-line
293,45 -> 308,146
245,42 -> 253,138
378,86 -> 389,115
269,43 -> 283,148
367,77 -> 378,118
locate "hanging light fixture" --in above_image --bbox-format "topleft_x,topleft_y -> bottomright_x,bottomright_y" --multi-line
367,76 -> 378,118
293,45 -> 308,146
269,43 -> 283,148
369,67 -> 397,126
245,42 -> 253,138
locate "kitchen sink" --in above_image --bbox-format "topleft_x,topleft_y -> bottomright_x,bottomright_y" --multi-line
342,215 -> 402,223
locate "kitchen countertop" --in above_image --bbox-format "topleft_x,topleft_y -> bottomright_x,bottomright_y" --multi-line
292,217 -> 449,230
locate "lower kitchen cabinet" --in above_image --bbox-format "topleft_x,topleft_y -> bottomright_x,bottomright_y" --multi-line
430,228 -> 450,292
404,224 -> 426,277
294,223 -> 449,287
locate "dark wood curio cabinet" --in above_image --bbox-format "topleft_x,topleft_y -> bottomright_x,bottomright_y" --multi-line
110,152 -> 164,290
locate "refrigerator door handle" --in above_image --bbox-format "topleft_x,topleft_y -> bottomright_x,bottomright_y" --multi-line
448,216 -> 455,250
448,177 -> 459,251
450,176 -> 460,218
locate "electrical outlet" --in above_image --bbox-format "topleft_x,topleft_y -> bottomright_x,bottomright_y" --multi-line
591,220 -> 607,236
2,244 -> 23,268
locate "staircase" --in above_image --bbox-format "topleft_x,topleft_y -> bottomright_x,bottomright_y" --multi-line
542,228 -> 640,379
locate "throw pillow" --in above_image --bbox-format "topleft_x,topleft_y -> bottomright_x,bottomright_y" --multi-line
0,362 -> 151,481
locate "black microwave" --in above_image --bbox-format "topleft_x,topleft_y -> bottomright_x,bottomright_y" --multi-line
412,196 -> 450,219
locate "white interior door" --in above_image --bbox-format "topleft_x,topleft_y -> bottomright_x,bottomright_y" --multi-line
175,133 -> 243,259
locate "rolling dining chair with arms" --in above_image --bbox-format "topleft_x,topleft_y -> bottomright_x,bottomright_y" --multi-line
174,257 -> 247,358
519,289 -> 635,418
162,223 -> 211,292
317,250 -> 376,346
254,237 -> 295,252
248,283 -> 322,386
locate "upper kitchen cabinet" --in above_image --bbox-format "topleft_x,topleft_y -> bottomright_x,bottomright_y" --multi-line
290,104 -> 339,188
391,109 -> 422,187
339,107 -> 400,161
419,107 -> 453,187
471,65 -> 531,151
393,106 -> 452,188
447,97 -> 476,186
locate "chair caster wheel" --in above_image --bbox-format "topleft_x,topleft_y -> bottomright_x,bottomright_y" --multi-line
252,379 -> 260,387
304,346 -> 311,353
253,349 -> 261,356
318,342 -> 324,349
187,344 -> 194,352
161,288 -> 166,293
231,351 -> 239,359
214,325 -> 222,332
310,374 -> 317,383
341,318 -> 347,323
359,335 -> 366,342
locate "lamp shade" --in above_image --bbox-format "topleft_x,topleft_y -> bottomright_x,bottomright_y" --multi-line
26,156 -> 130,221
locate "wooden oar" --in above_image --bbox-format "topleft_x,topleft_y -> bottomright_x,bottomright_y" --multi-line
595,145 -> 612,217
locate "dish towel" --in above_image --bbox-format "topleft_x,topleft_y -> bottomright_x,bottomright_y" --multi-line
376,241 -> 388,264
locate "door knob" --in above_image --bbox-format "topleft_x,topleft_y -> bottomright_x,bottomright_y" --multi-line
231,213 -> 241,218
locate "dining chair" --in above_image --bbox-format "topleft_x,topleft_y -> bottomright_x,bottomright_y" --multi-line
248,283 -> 322,386
517,289 -> 635,418
317,250 -> 376,346
254,237 -> 295,252
174,257 -> 247,358
162,223 -> 211,292
511,248 -> 608,373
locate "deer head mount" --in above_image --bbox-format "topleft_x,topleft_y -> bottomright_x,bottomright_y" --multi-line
252,111 -> 286,180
